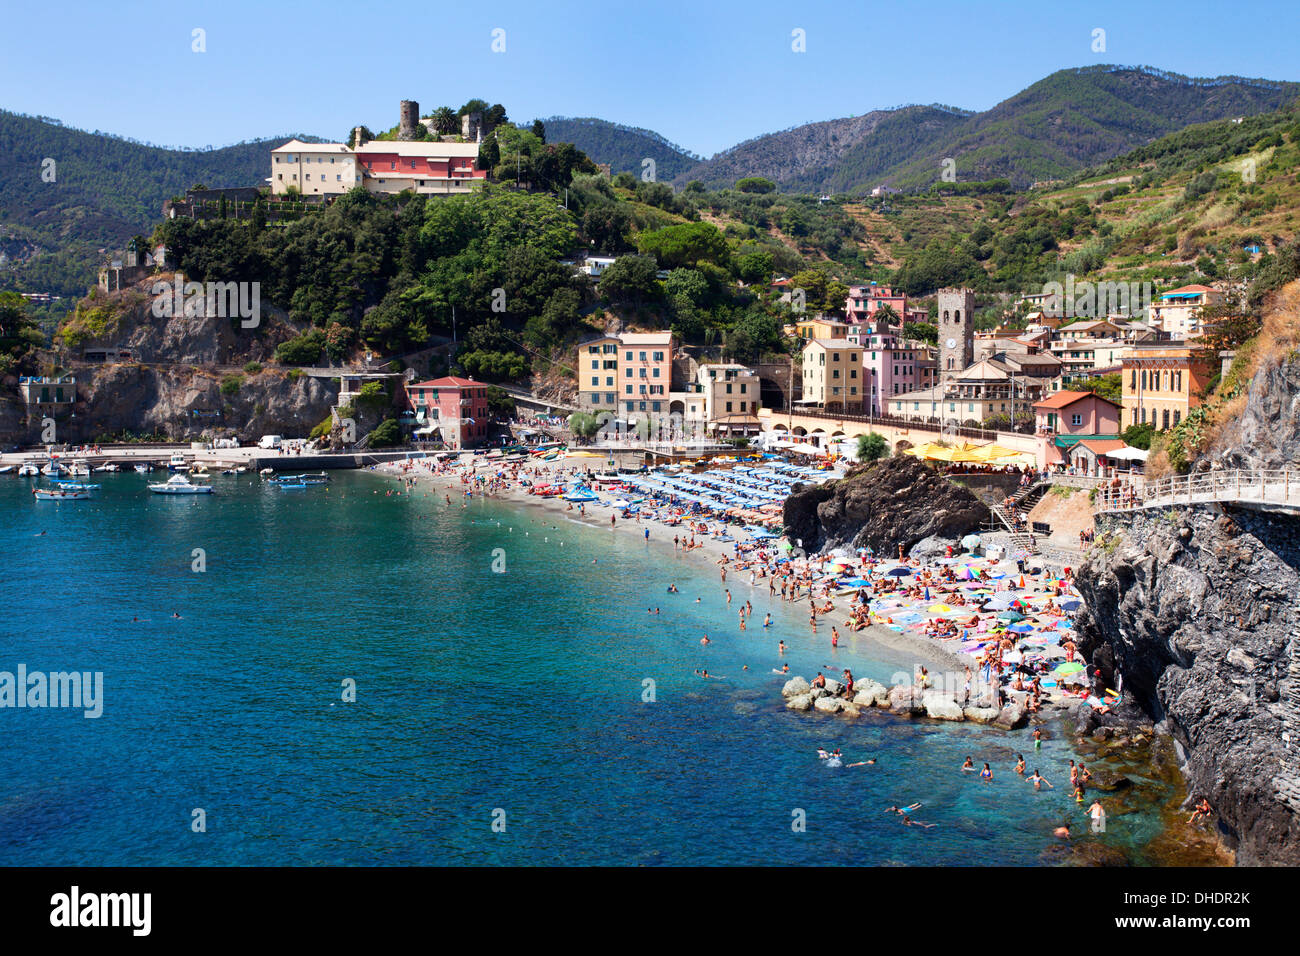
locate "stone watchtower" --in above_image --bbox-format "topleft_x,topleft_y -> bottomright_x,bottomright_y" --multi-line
398,100 -> 420,141
937,287 -> 975,383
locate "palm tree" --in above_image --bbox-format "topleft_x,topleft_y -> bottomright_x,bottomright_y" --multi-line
873,303 -> 900,330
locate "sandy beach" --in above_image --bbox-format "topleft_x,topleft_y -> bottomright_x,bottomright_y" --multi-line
368,453 -> 1085,690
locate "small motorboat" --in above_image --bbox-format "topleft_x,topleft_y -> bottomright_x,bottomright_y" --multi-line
168,452 -> 188,472
134,463 -> 153,474
148,474 -> 214,495
41,461 -> 65,476
17,463 -> 39,477
259,468 -> 275,477
69,461 -> 91,476
234,466 -> 248,474
276,482 -> 309,490
34,487 -> 90,501
96,463 -> 120,472
0,465 -> 14,474
51,480 -> 101,492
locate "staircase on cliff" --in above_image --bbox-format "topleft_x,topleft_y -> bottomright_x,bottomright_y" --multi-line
985,480 -> 1049,555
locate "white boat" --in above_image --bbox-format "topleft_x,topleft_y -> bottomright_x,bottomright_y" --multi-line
134,463 -> 152,474
0,465 -> 13,474
168,452 -> 188,472
148,474 -> 214,495
69,462 -> 91,476
41,461 -> 65,476
34,487 -> 90,501
259,468 -> 275,477
18,463 -> 39,477
95,463 -> 120,472
52,480 -> 101,492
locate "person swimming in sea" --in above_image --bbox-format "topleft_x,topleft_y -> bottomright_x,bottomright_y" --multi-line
979,763 -> 993,781
1027,770 -> 1053,790
901,815 -> 937,828
845,758 -> 876,768
1014,754 -> 1026,776
885,803 -> 921,814
961,756 -> 976,772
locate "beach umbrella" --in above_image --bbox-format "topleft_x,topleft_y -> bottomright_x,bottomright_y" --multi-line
886,566 -> 912,577
1053,661 -> 1085,676
997,610 -> 1025,622
961,534 -> 982,549
1008,622 -> 1035,633
842,577 -> 870,587
779,540 -> 793,552
927,603 -> 954,614
1059,599 -> 1082,611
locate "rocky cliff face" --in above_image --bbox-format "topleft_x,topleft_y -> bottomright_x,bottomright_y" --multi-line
69,364 -> 338,443
1,276 -> 348,444
1077,494 -> 1300,865
783,456 -> 989,555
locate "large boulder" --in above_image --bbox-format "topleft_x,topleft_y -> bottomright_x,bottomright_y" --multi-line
853,680 -> 889,708
786,694 -> 813,712
993,700 -> 1028,730
823,678 -> 843,697
783,455 -> 990,555
814,696 -> 844,715
963,705 -> 1001,724
810,686 -> 829,701
782,677 -> 810,698
888,685 -> 924,716
922,691 -> 965,721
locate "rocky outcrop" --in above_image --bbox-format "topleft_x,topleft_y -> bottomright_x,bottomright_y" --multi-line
783,455 -> 989,556
64,363 -> 337,444
1077,505 -> 1300,865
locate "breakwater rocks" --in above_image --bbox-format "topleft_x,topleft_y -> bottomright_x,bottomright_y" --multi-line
780,675 -> 1030,728
782,456 -> 989,556
1078,504 -> 1300,865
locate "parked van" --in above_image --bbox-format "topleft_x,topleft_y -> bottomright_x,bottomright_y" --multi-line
258,435 -> 283,450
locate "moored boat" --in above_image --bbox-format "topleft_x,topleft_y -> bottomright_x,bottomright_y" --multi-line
34,487 -> 90,501
148,474 -> 214,495
18,463 -> 40,477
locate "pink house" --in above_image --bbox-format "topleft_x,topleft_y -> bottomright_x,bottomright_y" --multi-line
845,283 -> 930,330
406,376 -> 492,448
856,332 -> 936,415
1034,389 -> 1122,468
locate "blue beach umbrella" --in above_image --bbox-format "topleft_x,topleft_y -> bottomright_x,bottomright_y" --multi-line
1008,622 -> 1035,633
886,566 -> 912,577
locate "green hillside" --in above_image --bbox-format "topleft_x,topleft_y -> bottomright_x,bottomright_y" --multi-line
535,117 -> 700,181
674,66 -> 1300,195
0,110 -> 316,296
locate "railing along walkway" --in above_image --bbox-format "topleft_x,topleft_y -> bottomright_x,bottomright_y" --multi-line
1094,469 -> 1300,514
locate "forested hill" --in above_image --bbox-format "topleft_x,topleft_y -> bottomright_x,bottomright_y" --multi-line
673,66 -> 1300,193
0,110 -> 317,295
535,117 -> 700,181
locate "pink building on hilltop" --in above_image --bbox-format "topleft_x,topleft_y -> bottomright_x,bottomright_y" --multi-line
845,283 -> 930,330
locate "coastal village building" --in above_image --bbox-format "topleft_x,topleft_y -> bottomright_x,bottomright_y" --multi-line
1049,337 -> 1129,379
800,339 -> 862,412
1148,285 -> 1225,339
1032,390 -> 1123,469
406,377 -> 491,448
271,104 -> 485,198
17,375 -> 76,406
1121,342 -> 1214,431
695,364 -> 762,435
576,331 -> 686,430
578,335 -> 622,411
859,333 -> 937,416
619,332 -> 673,420
844,283 -> 928,328
792,316 -> 850,341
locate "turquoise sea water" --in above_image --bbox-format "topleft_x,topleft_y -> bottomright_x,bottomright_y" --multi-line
0,471 -> 1170,865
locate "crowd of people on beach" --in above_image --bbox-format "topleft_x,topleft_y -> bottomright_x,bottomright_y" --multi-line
375,449 -> 1139,845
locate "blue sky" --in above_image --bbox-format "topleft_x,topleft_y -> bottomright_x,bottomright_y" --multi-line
3,0 -> 1297,156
